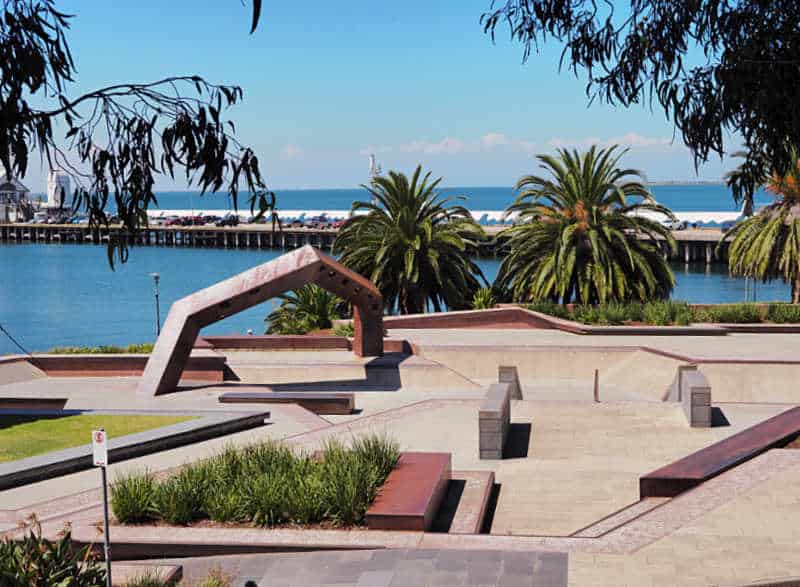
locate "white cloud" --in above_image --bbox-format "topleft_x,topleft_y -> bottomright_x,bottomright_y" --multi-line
548,132 -> 676,150
400,137 -> 468,155
282,144 -> 303,159
363,132 -> 537,157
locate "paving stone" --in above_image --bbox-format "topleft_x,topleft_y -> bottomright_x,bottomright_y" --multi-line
356,570 -> 395,587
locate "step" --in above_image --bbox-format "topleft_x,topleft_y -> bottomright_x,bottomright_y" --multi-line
446,470 -> 495,534
365,452 -> 451,531
219,391 -> 354,415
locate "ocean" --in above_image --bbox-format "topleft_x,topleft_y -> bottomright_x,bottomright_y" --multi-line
0,184 -> 789,355
150,184 -> 771,213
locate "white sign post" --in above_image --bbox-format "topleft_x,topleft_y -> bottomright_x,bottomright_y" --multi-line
92,429 -> 112,587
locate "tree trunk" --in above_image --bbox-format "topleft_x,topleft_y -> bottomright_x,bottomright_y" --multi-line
793,275 -> 800,304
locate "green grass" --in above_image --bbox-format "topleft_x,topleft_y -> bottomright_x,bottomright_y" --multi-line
112,434 -> 400,528
47,343 -> 154,354
0,414 -> 195,463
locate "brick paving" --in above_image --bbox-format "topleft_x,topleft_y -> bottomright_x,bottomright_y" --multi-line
158,549 -> 568,587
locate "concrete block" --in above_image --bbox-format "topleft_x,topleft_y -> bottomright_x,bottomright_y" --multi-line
479,380 -> 512,460
479,418 -> 503,433
499,365 -> 522,400
691,390 -> 711,406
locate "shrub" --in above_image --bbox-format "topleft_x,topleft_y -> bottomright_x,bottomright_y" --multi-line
525,302 -> 570,319
471,287 -> 497,310
111,435 -> 399,529
641,301 -> 693,326
333,321 -> 355,337
0,521 -> 106,586
111,471 -> 159,524
193,568 -> 233,587
699,303 -> 762,323
766,303 -> 800,323
49,343 -> 154,354
124,570 -> 175,587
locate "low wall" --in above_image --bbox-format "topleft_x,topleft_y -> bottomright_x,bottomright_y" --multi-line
29,354 -> 226,382
420,345 -> 635,382
383,307 -> 556,330
197,335 -> 412,355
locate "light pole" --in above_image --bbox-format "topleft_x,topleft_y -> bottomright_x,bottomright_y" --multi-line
150,273 -> 161,336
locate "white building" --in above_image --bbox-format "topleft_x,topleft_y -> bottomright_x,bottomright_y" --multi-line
47,170 -> 70,209
0,175 -> 30,222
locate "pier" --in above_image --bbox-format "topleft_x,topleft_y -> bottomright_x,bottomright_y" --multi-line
0,223 -> 731,264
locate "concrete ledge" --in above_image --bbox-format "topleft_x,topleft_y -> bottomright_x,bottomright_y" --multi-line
0,410 -> 269,490
219,391 -> 354,415
366,452 -> 452,531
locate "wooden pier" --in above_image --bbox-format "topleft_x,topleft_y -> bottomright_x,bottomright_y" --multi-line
0,223 -> 731,264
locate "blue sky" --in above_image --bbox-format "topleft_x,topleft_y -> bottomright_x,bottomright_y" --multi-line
25,0 -> 734,192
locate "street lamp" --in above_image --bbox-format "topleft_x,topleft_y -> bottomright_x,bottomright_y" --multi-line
150,273 -> 161,336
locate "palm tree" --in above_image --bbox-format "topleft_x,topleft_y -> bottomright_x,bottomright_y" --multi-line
495,146 -> 677,304
265,284 -> 344,334
333,165 -> 486,314
724,148 -> 800,303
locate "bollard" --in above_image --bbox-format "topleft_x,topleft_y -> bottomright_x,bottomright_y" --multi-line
593,369 -> 599,403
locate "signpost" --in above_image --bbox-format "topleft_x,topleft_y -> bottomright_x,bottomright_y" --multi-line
92,429 -> 112,587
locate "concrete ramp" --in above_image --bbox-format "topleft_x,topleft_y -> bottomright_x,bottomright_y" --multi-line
0,358 -> 46,386
222,350 -> 481,391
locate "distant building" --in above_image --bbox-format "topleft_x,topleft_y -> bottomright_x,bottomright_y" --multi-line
47,170 -> 70,209
0,175 -> 30,222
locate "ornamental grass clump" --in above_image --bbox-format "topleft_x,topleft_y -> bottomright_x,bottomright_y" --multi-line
111,434 -> 400,528
766,303 -> 800,323
111,471 -> 159,524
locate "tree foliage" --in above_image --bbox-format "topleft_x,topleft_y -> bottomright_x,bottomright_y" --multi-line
723,148 -> 800,302
495,146 -> 677,304
482,0 -> 800,207
1,0 -> 269,265
334,165 -> 486,314
265,284 -> 345,335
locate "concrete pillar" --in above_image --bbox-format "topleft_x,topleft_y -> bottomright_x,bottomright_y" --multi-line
705,243 -> 713,265
684,243 -> 690,263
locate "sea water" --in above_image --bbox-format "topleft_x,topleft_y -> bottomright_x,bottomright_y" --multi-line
0,241 -> 790,355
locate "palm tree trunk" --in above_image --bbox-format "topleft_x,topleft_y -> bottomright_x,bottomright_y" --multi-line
793,275 -> 800,304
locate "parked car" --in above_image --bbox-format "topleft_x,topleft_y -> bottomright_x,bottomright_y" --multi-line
662,219 -> 688,231
202,215 -> 221,225
331,219 -> 345,229
215,214 -> 239,227
164,216 -> 183,227
289,219 -> 304,228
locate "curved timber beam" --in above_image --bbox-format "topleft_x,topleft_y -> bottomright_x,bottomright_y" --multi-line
137,246 -> 384,396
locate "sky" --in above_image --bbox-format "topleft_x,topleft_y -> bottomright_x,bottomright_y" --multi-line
21,0 -> 736,192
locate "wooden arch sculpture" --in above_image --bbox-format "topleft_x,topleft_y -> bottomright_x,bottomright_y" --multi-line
137,245 -> 384,396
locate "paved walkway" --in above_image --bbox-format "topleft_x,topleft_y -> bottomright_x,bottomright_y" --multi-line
159,549 -> 568,587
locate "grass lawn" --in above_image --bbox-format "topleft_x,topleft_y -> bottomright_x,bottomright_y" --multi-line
0,414 -> 195,463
